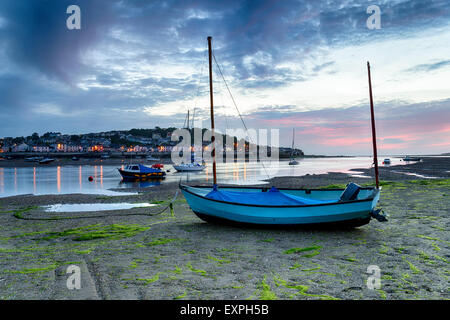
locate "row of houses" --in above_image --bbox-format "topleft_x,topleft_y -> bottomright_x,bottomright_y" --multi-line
1,142 -> 174,153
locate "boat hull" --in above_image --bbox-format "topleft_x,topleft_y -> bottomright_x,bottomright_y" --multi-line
402,157 -> 420,161
118,169 -> 166,181
39,159 -> 55,164
180,185 -> 380,227
193,211 -> 371,228
173,165 -> 206,172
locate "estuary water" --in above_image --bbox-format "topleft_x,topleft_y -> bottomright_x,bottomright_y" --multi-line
0,156 -> 405,198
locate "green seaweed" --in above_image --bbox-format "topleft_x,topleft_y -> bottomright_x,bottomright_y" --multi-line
273,274 -> 338,300
73,249 -> 92,254
174,291 -> 187,299
319,184 -> 347,189
11,206 -> 38,219
289,263 -> 303,270
404,258 -> 422,274
284,245 -> 322,255
146,238 -> 177,246
170,265 -> 182,274
42,224 -> 149,241
136,272 -> 161,285
8,263 -> 57,274
207,255 -> 231,264
343,255 -> 358,262
186,262 -> 207,276
376,289 -> 387,299
258,275 -> 278,300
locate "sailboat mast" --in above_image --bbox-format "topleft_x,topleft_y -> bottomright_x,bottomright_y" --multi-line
208,36 -> 217,185
367,61 -> 379,189
290,128 -> 295,158
292,128 -> 295,148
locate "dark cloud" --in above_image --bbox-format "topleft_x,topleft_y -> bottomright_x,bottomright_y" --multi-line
0,0 -> 449,142
0,0 -> 117,84
406,60 -> 450,73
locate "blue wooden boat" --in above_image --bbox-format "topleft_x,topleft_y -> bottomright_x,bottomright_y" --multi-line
180,183 -> 382,227
118,164 -> 166,181
179,38 -> 386,228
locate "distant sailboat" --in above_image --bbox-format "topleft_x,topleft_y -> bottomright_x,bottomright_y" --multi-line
289,128 -> 299,165
173,109 -> 206,172
179,37 -> 386,227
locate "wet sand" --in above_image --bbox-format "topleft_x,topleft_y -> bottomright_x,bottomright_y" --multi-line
0,157 -> 448,300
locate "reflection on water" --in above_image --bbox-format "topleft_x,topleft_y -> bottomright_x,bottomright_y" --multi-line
44,202 -> 157,212
0,157 -> 407,197
57,166 -> 61,193
119,179 -> 163,188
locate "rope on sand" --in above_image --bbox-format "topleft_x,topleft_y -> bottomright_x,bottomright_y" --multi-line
11,188 -> 180,221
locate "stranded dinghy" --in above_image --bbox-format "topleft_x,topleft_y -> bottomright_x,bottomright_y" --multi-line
180,37 -> 386,227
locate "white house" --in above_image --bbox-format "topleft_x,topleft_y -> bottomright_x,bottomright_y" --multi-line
13,143 -> 29,152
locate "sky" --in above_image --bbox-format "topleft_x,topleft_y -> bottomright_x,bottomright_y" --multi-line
0,0 -> 449,155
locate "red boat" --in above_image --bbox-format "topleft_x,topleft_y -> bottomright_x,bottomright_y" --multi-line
152,163 -> 164,169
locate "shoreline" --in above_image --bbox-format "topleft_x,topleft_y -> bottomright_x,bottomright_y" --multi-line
0,154 -> 364,168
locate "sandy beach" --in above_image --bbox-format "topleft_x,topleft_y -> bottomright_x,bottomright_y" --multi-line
0,157 -> 448,300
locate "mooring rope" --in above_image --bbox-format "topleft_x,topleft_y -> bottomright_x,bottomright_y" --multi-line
11,188 -> 180,221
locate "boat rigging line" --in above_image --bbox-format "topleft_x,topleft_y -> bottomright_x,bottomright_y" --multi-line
211,48 -> 271,181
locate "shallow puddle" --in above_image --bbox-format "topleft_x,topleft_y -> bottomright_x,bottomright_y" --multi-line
43,203 -> 157,212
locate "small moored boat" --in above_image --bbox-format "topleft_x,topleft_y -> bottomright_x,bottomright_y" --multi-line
25,156 -> 42,162
146,155 -> 160,161
39,158 -> 55,164
118,164 -> 166,181
383,158 -> 391,164
174,162 -> 206,172
402,156 -> 421,162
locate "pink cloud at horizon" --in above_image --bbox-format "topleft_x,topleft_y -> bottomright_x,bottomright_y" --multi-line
245,99 -> 450,155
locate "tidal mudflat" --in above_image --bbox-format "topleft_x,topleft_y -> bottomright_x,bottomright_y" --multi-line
0,157 -> 448,300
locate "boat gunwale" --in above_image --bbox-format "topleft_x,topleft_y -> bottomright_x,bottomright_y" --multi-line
179,184 -> 378,209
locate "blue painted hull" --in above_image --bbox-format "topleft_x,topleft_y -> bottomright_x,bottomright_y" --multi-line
180,185 -> 380,227
118,169 -> 166,181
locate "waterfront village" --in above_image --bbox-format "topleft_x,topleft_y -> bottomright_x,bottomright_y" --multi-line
0,128 -> 304,157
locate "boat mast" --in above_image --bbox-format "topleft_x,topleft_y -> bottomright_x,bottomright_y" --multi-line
208,36 -> 217,185
187,110 -> 190,130
367,61 -> 379,189
291,128 -> 295,158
